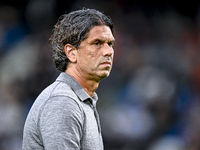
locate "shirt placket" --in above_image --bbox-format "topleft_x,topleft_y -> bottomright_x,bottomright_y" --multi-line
88,99 -> 101,133
93,106 -> 101,133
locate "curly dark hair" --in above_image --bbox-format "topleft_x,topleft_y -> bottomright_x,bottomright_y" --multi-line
49,8 -> 114,72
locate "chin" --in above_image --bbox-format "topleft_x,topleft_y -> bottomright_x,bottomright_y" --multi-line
97,72 -> 110,80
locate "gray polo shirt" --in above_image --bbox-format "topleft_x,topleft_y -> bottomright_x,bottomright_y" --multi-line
22,72 -> 103,150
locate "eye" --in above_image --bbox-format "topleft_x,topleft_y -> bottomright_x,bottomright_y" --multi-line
94,41 -> 100,46
108,42 -> 114,47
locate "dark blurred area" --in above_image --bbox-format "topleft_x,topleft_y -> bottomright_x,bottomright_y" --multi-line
0,0 -> 200,150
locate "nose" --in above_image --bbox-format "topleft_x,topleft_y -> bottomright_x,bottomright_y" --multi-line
103,44 -> 114,57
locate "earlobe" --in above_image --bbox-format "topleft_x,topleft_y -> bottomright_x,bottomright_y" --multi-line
64,44 -> 77,63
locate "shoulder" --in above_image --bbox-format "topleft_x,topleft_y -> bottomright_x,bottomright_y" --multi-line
39,95 -> 85,131
38,96 -> 85,148
38,95 -> 84,128
40,81 -> 84,118
50,81 -> 77,99
43,95 -> 83,114
28,80 -> 83,126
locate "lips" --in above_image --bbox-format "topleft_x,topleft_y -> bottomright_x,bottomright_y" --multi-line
100,61 -> 112,67
101,61 -> 111,65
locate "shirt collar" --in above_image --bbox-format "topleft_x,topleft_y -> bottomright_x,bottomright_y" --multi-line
56,72 -> 98,105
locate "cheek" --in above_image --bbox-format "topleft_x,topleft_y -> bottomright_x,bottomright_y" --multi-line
88,50 -> 99,57
87,51 -> 101,63
78,47 -> 101,66
80,54 -> 97,68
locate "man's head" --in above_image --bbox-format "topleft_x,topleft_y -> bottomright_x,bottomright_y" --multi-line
50,8 -> 114,72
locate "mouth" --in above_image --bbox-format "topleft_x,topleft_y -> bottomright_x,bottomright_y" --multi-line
100,61 -> 112,67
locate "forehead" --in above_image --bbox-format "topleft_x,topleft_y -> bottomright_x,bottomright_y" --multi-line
87,25 -> 114,40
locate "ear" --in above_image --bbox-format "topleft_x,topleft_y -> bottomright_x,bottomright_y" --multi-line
64,44 -> 77,63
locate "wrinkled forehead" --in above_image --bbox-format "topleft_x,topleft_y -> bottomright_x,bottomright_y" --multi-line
87,25 -> 115,41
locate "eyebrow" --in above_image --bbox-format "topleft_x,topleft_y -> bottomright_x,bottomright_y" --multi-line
91,38 -> 115,44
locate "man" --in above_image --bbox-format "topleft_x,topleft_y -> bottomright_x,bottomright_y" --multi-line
22,8 -> 115,150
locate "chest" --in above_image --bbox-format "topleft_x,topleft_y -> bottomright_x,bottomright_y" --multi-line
80,102 -> 103,150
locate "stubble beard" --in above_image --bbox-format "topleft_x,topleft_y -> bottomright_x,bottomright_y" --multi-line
94,68 -> 112,82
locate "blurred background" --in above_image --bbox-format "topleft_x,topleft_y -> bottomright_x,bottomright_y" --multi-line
0,0 -> 200,150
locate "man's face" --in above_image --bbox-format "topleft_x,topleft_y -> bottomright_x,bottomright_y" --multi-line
75,25 -> 115,82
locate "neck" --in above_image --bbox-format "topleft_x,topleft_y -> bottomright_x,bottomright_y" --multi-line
65,69 -> 99,98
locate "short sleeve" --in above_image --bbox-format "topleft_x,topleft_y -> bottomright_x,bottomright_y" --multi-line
39,96 -> 84,150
